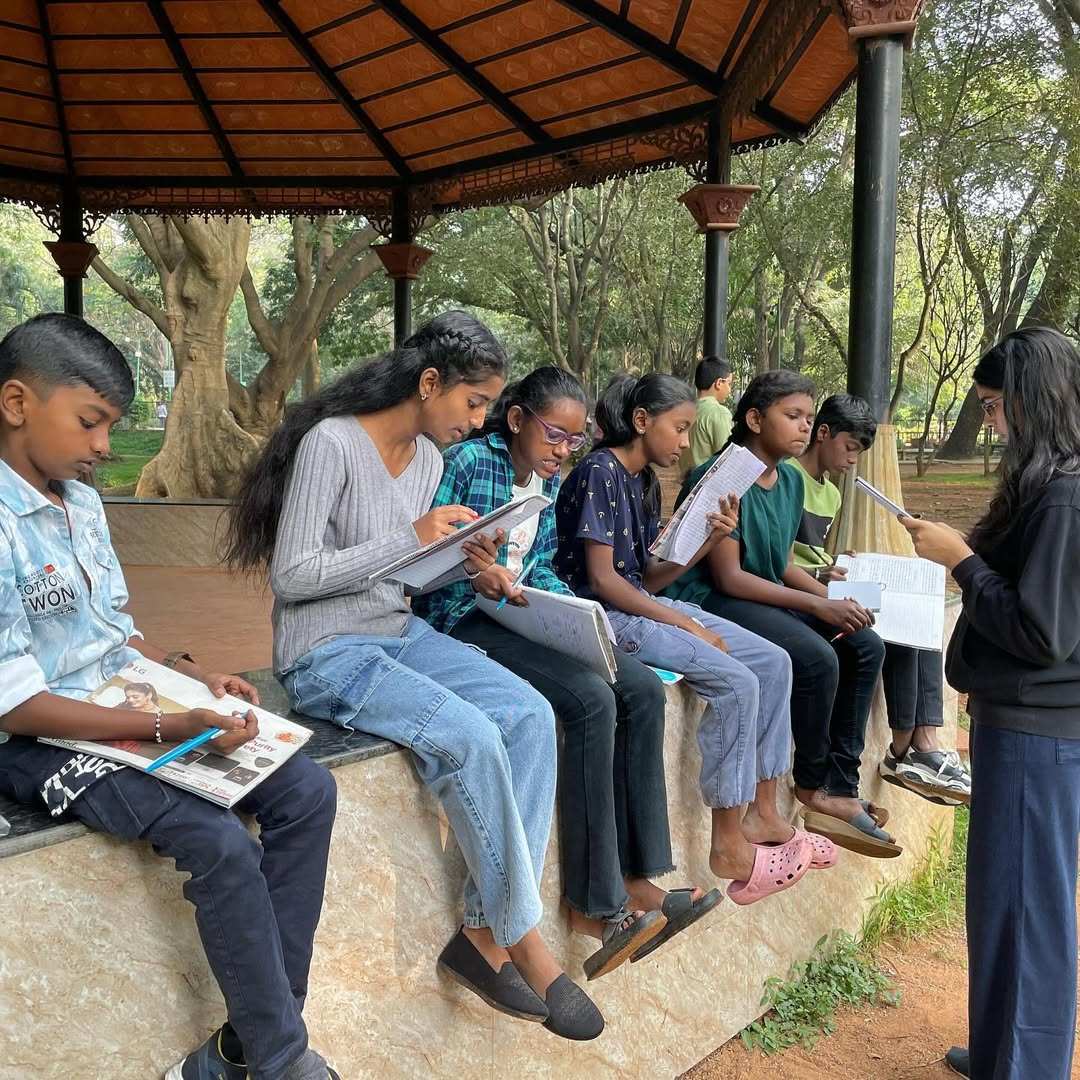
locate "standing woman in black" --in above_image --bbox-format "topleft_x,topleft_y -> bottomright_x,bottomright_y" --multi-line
903,327 -> 1080,1080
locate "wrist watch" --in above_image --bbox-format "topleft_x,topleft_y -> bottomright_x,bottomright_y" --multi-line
163,651 -> 196,670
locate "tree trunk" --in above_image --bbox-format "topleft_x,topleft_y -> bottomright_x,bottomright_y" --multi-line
938,387 -> 984,459
132,218 -> 257,498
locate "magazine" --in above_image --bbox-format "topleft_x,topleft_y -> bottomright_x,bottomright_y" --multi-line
371,494 -> 550,589
40,659 -> 311,808
651,444 -> 765,565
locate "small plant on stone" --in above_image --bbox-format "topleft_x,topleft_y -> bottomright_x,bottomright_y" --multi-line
740,931 -> 899,1054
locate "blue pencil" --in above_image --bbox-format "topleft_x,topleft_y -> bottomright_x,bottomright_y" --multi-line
145,724 -> 224,773
496,558 -> 537,610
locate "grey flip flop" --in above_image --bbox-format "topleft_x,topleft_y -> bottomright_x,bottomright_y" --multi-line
802,810 -> 903,859
629,887 -> 724,963
582,908 -> 666,980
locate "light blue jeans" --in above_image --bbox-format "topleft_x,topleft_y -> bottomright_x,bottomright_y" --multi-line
281,616 -> 557,947
606,598 -> 793,809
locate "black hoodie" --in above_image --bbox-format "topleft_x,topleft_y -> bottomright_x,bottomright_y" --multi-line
946,473 -> 1080,738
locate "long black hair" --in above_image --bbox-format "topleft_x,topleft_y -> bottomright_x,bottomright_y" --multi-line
475,364 -> 586,442
225,310 -> 506,572
729,370 -> 816,446
969,327 -> 1080,552
594,372 -> 696,517
0,313 -> 134,409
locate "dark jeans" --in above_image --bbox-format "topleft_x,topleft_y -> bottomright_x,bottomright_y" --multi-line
882,644 -> 944,732
32,748 -> 336,1080
967,720 -> 1080,1080
701,595 -> 884,797
452,609 -> 673,920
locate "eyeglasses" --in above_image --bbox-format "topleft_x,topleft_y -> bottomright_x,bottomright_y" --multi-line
522,405 -> 588,451
979,395 -> 1003,417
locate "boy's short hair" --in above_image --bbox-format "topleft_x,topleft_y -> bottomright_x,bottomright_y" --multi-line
0,313 -> 134,410
812,393 -> 877,448
694,355 -> 732,390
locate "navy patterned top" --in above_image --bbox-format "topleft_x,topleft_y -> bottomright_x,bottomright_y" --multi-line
554,448 -> 657,606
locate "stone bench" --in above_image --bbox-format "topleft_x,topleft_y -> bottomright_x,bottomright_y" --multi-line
0,615 -> 959,1079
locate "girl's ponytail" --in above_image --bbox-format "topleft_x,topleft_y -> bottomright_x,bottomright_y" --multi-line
225,310 -> 506,572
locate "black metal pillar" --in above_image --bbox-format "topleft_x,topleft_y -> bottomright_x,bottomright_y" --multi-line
391,190 -> 412,347
703,116 -> 732,359
847,35 -> 904,418
60,193 -> 85,317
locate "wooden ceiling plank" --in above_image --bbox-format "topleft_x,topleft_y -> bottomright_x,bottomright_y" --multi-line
33,0 -> 71,171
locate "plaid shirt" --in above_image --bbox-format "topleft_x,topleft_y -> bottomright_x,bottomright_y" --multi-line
412,432 -> 571,634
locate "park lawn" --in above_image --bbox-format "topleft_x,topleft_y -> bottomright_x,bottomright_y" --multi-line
98,429 -> 163,492
905,471 -> 996,487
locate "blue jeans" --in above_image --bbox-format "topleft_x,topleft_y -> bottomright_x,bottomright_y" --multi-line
605,598 -> 793,808
282,616 -> 557,948
967,720 -> 1080,1079
63,750 -> 336,1080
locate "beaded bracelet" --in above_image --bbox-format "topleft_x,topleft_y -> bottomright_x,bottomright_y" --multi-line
153,709 -> 163,744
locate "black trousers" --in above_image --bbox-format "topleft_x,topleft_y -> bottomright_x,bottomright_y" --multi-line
452,609 -> 673,920
882,644 -> 944,732
700,595 -> 884,796
967,719 -> 1080,1080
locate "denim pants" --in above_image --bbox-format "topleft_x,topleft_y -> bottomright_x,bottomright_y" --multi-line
967,720 -> 1080,1080
58,749 -> 334,1080
700,595 -> 885,797
282,615 -> 557,948
451,608 -> 673,921
604,597 -> 793,809
882,644 -> 944,732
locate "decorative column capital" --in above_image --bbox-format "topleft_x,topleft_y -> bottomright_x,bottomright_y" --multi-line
374,241 -> 433,281
678,184 -> 759,234
43,239 -> 99,279
838,0 -> 927,46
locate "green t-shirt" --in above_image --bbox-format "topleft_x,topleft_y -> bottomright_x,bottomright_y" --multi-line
681,395 -> 733,472
663,455 -> 805,605
790,457 -> 842,571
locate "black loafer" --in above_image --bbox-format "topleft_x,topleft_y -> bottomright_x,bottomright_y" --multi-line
541,974 -> 605,1041
437,928 -> 547,1022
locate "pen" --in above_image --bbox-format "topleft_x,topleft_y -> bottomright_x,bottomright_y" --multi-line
145,724 -> 225,773
496,558 -> 537,610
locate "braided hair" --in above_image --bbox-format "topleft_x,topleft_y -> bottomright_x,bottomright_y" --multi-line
225,310 -> 506,571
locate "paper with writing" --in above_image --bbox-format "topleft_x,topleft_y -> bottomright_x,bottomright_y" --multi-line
651,444 -> 765,565
854,477 -> 908,518
835,553 -> 946,650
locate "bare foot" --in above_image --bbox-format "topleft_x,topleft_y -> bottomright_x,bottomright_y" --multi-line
709,839 -> 757,883
740,804 -> 796,846
625,877 -> 704,913
462,925 -> 511,972
794,787 -> 867,824
507,929 -> 564,998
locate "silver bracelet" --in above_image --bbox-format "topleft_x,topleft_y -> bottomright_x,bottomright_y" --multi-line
153,710 -> 163,744
464,564 -> 483,580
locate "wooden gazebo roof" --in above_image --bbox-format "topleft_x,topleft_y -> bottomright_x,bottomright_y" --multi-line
0,0 -> 866,221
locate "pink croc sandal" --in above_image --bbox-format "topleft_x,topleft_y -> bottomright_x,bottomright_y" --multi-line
798,829 -> 839,870
728,835 -> 812,906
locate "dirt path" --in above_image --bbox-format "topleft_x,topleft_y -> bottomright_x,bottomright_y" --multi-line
685,925 -> 1080,1080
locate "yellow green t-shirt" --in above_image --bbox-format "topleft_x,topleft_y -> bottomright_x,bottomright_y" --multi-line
790,457 -> 842,571
681,395 -> 733,472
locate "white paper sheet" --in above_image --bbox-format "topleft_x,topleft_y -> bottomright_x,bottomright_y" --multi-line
373,494 -> 550,589
476,587 -> 618,682
651,444 -> 765,565
827,580 -> 882,611
835,553 -> 946,650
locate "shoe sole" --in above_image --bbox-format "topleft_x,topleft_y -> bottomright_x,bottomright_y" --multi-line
584,911 -> 667,981
880,768 -> 968,806
436,959 -> 547,1023
801,811 -> 903,859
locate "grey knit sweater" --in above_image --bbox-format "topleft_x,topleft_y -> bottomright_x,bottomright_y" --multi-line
270,416 -> 442,674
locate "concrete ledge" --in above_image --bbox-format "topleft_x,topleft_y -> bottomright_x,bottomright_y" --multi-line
0,616 -> 959,1079
103,498 -> 232,566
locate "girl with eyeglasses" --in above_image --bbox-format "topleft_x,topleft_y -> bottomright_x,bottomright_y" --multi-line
415,365 -> 722,981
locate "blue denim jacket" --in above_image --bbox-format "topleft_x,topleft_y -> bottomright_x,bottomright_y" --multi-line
0,459 -> 141,717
